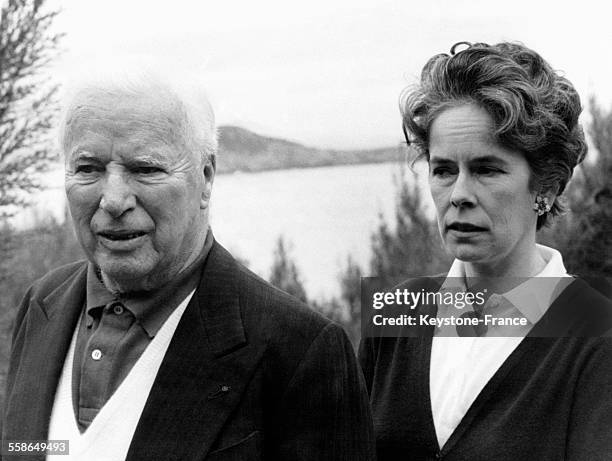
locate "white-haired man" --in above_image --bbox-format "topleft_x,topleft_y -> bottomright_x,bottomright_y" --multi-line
2,79 -> 374,460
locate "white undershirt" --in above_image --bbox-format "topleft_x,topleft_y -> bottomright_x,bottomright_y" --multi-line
429,244 -> 570,449
47,290 -> 195,461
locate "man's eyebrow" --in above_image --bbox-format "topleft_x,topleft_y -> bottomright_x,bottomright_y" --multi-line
124,153 -> 170,167
70,150 -> 101,161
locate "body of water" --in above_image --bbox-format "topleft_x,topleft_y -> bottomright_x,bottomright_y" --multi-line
10,162 -> 434,299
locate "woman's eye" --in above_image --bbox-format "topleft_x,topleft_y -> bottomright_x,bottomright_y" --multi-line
476,166 -> 503,175
432,167 -> 454,177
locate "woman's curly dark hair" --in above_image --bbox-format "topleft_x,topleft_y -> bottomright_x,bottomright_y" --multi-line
401,41 -> 587,229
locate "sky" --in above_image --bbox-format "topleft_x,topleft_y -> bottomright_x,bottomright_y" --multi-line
47,0 -> 612,150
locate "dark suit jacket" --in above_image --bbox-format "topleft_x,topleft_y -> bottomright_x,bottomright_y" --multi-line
360,276 -> 612,461
3,241 -> 375,460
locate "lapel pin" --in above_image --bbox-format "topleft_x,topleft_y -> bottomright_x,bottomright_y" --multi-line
208,385 -> 231,400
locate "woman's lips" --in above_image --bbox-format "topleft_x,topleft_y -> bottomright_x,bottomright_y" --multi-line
446,222 -> 488,232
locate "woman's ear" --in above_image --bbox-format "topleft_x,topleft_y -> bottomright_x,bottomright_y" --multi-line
542,184 -> 560,209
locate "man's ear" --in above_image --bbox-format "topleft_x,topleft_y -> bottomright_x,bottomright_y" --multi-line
200,155 -> 216,210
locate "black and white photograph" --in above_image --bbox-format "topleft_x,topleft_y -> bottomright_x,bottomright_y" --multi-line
1,0 -> 611,459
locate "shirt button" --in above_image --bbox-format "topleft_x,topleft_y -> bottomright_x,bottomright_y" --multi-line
112,304 -> 124,315
91,349 -> 103,360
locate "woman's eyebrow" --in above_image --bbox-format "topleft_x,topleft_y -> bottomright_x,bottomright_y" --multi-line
429,157 -> 455,165
469,155 -> 509,165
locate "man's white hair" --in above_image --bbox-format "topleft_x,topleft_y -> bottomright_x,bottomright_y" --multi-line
59,69 -> 218,166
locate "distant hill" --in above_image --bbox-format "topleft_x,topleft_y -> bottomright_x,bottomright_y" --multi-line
216,126 -> 402,174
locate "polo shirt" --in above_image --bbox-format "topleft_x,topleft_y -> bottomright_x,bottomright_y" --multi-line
71,229 -> 213,431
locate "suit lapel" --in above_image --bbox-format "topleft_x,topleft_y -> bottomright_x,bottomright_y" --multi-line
127,242 -> 265,461
3,264 -> 86,443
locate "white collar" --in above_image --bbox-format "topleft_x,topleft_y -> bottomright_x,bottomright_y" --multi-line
441,244 -> 570,324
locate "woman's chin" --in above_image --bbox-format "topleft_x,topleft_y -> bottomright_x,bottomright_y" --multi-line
447,243 -> 490,263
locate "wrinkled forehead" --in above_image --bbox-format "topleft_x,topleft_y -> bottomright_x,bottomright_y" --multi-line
62,89 -> 188,154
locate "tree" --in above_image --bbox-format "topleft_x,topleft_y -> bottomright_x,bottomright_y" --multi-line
369,167 -> 451,283
269,236 -> 308,303
543,98 -> 612,280
0,0 -> 62,217
333,255 -> 363,347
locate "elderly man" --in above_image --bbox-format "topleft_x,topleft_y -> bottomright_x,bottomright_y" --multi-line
2,78 -> 374,460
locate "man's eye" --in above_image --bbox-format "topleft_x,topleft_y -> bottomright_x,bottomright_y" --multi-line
134,166 -> 165,175
75,165 -> 101,174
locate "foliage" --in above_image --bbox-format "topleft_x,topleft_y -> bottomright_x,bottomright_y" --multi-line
334,255 -> 364,347
369,167 -> 451,283
540,98 -> 612,279
0,215 -> 82,326
268,236 -> 308,303
0,0 -> 62,217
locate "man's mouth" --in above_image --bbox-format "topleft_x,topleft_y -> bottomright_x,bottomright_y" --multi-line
98,231 -> 147,241
446,222 -> 487,232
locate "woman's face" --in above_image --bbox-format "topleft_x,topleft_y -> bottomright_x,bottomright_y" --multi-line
428,103 -> 538,272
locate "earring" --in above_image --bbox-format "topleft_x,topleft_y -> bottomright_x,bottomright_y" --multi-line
533,196 -> 551,216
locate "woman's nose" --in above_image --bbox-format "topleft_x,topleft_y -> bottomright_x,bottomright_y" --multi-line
450,171 -> 477,208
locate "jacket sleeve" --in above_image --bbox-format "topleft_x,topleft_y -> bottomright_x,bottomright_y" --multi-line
358,336 -> 375,394
274,323 -> 376,461
1,284 -> 34,439
566,338 -> 612,461
3,285 -> 34,409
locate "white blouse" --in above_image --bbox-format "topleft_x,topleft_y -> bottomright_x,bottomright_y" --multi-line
429,244 -> 571,449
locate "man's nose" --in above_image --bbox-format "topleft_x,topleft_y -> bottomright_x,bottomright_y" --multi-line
450,171 -> 477,208
99,172 -> 136,218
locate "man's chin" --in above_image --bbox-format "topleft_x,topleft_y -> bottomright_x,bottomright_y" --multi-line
96,260 -> 157,293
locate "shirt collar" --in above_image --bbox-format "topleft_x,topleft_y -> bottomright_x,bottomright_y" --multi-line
85,228 -> 214,337
440,244 -> 569,324
85,265 -> 116,324
502,244 -> 569,323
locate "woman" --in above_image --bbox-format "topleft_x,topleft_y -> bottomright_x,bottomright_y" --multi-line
359,42 -> 612,460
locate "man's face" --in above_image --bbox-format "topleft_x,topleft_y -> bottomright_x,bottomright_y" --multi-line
64,96 -> 212,292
